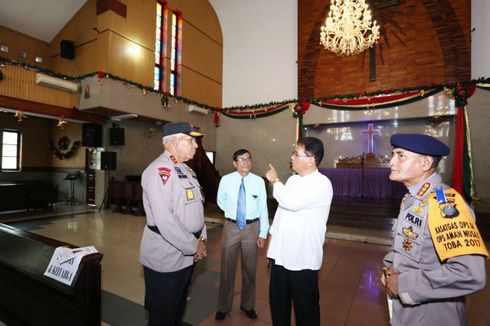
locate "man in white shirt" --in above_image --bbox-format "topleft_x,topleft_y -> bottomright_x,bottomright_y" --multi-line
266,137 -> 333,326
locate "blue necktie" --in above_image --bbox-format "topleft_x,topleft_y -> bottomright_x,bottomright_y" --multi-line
236,178 -> 246,230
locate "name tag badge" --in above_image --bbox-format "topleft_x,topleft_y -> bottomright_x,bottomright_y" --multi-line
186,188 -> 195,201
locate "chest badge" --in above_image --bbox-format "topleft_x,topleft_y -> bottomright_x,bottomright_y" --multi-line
158,167 -> 171,185
174,166 -> 188,178
188,167 -> 197,179
412,205 -> 423,215
402,239 -> 413,252
402,226 -> 418,240
417,183 -> 430,197
186,188 -> 195,201
440,202 -> 459,218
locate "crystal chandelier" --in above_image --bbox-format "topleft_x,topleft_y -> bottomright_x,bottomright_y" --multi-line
320,0 -> 380,56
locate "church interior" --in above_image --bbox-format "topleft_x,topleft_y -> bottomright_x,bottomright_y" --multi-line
0,0 -> 489,325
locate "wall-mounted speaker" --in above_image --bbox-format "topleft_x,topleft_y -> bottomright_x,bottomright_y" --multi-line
82,123 -> 103,147
110,128 -> 125,146
60,40 -> 75,59
101,151 -> 117,171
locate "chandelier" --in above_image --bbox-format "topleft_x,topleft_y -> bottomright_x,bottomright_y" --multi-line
320,0 -> 380,56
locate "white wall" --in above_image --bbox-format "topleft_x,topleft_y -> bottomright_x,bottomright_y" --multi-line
208,0 -> 297,107
472,0 -> 490,79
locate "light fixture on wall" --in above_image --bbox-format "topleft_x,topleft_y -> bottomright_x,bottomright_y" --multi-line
320,0 -> 380,56
188,105 -> 208,115
110,113 -> 138,121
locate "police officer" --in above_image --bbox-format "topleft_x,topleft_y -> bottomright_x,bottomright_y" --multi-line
382,133 -> 488,326
140,122 -> 207,326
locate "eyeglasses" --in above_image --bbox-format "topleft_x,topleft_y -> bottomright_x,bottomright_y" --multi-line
235,157 -> 252,162
291,151 -> 312,158
179,137 -> 196,144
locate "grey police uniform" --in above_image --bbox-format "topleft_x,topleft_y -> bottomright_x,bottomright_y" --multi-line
140,151 -> 206,273
384,173 -> 486,326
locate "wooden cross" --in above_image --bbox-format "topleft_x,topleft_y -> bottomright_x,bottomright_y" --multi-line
369,0 -> 401,81
361,123 -> 381,154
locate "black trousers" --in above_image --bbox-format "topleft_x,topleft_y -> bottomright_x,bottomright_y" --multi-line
269,260 -> 320,326
144,264 -> 194,326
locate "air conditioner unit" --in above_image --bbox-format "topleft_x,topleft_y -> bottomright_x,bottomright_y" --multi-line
188,105 -> 208,115
35,73 -> 78,92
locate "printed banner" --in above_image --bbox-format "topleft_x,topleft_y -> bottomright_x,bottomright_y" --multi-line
428,188 -> 488,261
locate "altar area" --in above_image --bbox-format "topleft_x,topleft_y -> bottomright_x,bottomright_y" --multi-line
316,123 -> 407,200
319,167 -> 406,200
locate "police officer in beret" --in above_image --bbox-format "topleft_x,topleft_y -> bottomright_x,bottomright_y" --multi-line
382,133 -> 488,326
139,122 -> 207,326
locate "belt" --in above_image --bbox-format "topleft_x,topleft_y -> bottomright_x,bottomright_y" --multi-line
225,217 -> 259,225
147,225 -> 202,239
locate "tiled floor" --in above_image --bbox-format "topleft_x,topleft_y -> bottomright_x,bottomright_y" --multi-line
7,205 -> 490,326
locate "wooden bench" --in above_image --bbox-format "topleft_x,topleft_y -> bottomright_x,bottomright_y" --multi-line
0,224 -> 103,326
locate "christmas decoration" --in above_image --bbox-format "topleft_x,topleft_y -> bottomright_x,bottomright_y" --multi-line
50,139 -> 81,160
97,70 -> 105,85
443,82 -> 477,202
161,92 -> 169,108
292,100 -> 311,141
292,100 -> 310,117
214,110 -> 221,127
57,136 -> 70,151
443,83 -> 476,107
1,55 -> 489,120
14,110 -> 27,122
84,84 -> 90,98
57,116 -> 67,129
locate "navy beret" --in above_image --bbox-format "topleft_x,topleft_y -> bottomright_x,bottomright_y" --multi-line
390,133 -> 450,156
163,122 -> 203,137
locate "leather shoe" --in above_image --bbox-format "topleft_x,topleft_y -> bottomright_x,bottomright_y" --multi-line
215,311 -> 227,320
240,306 -> 258,319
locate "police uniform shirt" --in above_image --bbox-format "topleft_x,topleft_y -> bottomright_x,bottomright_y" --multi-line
384,173 -> 486,326
140,151 -> 206,273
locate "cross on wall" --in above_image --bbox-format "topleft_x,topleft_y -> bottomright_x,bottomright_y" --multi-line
361,123 -> 381,154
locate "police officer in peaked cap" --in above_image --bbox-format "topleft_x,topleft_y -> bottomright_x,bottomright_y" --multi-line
382,133 -> 488,326
139,122 -> 207,326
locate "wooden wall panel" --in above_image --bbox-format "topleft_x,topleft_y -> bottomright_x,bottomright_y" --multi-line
298,0 -> 471,99
0,26 -> 49,67
5,0 -> 223,107
0,65 -> 77,109
48,0 -> 98,75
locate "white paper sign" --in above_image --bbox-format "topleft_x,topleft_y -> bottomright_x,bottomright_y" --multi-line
44,246 -> 98,286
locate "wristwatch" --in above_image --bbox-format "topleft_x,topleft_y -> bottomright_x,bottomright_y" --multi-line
199,236 -> 206,244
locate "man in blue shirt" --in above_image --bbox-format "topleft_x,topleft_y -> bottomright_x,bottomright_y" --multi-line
215,149 -> 269,321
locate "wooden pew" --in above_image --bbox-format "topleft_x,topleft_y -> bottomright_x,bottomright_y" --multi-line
0,224 -> 103,326
0,181 -> 54,212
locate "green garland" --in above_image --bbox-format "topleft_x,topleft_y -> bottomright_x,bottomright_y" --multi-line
2,55 -> 490,113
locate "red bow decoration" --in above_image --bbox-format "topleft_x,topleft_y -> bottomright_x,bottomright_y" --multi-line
214,109 -> 221,127
292,100 -> 310,117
